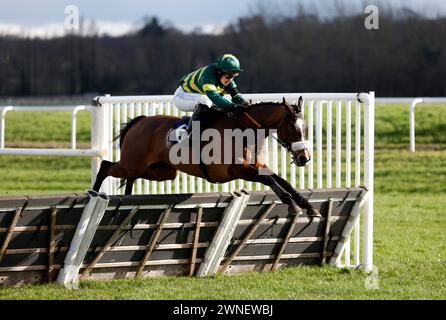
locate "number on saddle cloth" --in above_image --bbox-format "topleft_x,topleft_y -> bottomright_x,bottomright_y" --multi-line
167,117 -> 190,144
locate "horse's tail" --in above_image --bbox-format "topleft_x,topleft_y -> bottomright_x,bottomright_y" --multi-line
114,115 -> 146,147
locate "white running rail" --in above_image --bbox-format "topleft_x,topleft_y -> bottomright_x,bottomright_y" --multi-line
376,97 -> 446,152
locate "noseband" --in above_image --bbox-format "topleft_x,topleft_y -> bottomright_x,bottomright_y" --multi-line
272,137 -> 311,163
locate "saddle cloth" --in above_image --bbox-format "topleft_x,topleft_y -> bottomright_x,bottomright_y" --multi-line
167,116 -> 190,144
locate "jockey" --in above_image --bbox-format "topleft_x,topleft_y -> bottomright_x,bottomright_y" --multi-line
173,54 -> 251,136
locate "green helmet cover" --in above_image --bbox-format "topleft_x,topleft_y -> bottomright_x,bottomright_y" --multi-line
215,54 -> 243,73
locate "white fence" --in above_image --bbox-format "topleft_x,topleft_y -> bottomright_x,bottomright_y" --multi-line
2,96 -> 443,156
0,92 -> 376,271
376,97 -> 446,151
0,105 -> 92,151
93,92 -> 375,272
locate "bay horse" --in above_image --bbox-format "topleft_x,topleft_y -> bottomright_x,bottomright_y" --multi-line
92,97 -> 321,217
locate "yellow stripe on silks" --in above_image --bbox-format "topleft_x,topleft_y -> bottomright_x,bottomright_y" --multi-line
233,93 -> 241,98
203,84 -> 217,92
182,83 -> 192,93
183,72 -> 193,83
189,70 -> 204,94
197,67 -> 206,82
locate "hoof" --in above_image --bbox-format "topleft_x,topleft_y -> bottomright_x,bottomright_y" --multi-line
288,205 -> 303,216
306,207 -> 322,218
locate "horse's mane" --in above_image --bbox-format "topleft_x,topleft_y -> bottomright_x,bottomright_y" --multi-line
251,101 -> 284,106
251,101 -> 300,108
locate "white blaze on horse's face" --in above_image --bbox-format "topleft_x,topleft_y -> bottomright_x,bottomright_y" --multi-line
291,117 -> 312,166
296,118 -> 305,138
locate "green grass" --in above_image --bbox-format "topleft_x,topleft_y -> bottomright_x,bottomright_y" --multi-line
0,103 -> 445,299
3,111 -> 91,148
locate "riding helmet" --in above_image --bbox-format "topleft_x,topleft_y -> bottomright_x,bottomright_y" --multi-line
215,54 -> 243,73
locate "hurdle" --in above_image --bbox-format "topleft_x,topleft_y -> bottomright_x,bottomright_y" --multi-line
0,91 -> 375,285
0,187 -> 367,286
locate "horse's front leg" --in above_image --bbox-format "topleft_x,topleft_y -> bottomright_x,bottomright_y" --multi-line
257,165 -> 321,218
272,174 -> 321,218
229,164 -> 302,215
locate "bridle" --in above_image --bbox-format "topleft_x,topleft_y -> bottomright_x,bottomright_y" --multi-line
233,108 -> 311,164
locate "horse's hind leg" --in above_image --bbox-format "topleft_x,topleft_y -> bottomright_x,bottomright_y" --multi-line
125,178 -> 136,195
92,160 -> 128,192
92,160 -> 114,192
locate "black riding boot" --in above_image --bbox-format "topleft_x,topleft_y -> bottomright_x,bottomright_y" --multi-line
186,104 -> 209,136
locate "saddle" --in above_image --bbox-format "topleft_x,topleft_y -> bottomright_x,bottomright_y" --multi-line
167,108 -> 223,144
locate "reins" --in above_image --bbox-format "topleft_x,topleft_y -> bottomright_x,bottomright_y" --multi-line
237,110 -> 298,155
241,111 -> 261,129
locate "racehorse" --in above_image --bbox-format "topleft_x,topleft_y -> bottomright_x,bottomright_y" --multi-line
92,97 -> 321,217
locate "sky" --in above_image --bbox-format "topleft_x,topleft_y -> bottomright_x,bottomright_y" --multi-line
1,0 -> 445,37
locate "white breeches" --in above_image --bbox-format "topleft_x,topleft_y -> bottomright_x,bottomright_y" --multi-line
173,86 -> 212,112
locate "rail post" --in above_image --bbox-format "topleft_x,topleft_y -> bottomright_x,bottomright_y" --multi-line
0,106 -> 13,148
409,98 -> 423,152
91,95 -> 109,194
359,91 -> 375,273
71,105 -> 87,149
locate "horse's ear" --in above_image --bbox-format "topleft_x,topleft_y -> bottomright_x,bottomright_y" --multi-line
282,97 -> 294,114
296,96 -> 303,112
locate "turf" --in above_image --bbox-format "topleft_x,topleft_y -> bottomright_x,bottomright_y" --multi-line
0,103 -> 445,299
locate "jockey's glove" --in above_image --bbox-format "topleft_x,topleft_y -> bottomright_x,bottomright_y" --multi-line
241,100 -> 252,107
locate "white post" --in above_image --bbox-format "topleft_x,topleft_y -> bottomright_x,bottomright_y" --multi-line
151,103 -> 159,194
0,107 -> 13,149
360,91 -> 375,273
264,137 -> 270,191
345,101 -> 352,188
344,101 -> 352,266
192,176 -> 197,193
354,100 -> 362,267
182,172 -> 188,194
316,101 -> 323,189
326,101 -> 332,188
136,103 -> 143,195
91,96 -> 109,194
281,143 -> 287,180
335,101 -> 342,188
307,101 -> 314,188
71,106 -> 84,149
272,131 -> 278,174
410,98 -> 423,152
298,102 -> 305,189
